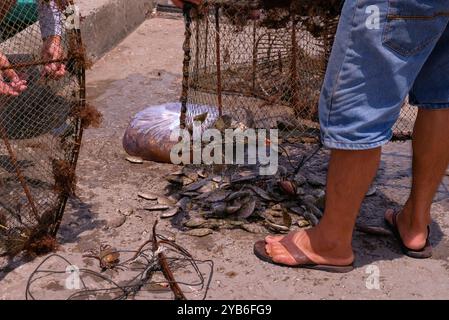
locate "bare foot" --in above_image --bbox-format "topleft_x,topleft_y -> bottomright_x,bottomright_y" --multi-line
385,209 -> 428,251
265,230 -> 354,266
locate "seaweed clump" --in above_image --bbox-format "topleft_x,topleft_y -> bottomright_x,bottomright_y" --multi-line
71,103 -> 103,129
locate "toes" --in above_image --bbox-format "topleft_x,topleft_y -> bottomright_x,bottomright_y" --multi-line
268,243 -> 296,266
265,235 -> 284,243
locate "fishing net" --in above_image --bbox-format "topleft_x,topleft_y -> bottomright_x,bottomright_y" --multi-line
181,0 -> 416,142
0,0 -> 92,256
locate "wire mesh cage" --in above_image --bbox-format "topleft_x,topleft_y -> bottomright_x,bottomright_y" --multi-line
0,0 -> 90,256
182,0 -> 416,142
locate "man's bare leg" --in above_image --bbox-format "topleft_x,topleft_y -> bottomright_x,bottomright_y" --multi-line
386,108 -> 449,250
266,148 -> 381,266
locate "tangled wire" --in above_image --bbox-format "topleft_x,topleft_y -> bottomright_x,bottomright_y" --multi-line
25,221 -> 214,300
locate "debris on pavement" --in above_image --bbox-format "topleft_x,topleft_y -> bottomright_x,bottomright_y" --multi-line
26,221 -> 213,300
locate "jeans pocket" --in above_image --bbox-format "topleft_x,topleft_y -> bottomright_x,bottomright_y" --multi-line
382,0 -> 449,56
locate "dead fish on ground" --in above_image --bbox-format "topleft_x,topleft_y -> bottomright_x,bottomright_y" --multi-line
264,221 -> 290,233
166,175 -> 184,185
126,156 -> 144,164
241,224 -> 267,234
170,169 -> 184,176
236,198 -> 256,218
226,205 -> 242,215
226,190 -> 252,202
157,196 -> 176,206
145,205 -> 170,211
184,179 -> 210,192
185,228 -> 213,237
302,196 -> 323,219
161,207 -> 179,219
197,181 -> 218,194
197,169 -> 208,178
211,202 -> 227,216
180,191 -> 200,197
196,189 -> 231,202
175,197 -> 190,210
184,218 -> 207,228
246,185 -> 272,201
231,171 -> 259,183
307,174 -> 326,187
138,192 -> 158,201
289,206 -> 305,216
294,173 -> 307,186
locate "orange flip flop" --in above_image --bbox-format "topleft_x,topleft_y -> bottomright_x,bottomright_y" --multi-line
253,233 -> 354,273
385,211 -> 432,259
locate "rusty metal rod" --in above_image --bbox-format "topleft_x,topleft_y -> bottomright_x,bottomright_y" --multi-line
180,3 -> 193,130
290,17 -> 300,113
152,221 -> 187,300
215,6 -> 223,117
0,55 -> 83,71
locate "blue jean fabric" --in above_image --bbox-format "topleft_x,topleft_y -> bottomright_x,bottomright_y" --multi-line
319,0 -> 449,150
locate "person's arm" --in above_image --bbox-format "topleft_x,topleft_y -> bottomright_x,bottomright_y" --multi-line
172,0 -> 202,9
38,0 -> 62,40
38,1 -> 66,78
0,52 -> 27,96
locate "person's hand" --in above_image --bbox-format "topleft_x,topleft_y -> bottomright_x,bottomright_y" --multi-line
172,0 -> 202,9
41,35 -> 66,79
0,53 -> 27,97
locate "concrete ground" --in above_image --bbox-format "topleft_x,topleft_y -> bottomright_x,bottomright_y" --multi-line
1,15 -> 449,300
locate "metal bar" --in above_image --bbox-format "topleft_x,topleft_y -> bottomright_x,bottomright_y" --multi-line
290,18 -> 300,114
0,121 -> 40,222
215,5 -> 223,117
180,3 -> 193,130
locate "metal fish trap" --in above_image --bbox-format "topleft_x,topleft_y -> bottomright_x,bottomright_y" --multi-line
181,0 -> 415,141
0,0 -> 91,256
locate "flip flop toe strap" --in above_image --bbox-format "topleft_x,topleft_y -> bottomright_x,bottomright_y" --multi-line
279,233 -> 315,265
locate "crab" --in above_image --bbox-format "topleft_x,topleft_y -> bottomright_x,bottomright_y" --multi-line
83,244 -> 124,272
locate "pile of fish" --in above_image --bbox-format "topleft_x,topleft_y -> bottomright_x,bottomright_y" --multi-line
157,163 -> 330,236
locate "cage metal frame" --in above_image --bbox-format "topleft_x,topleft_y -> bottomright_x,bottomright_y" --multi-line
180,0 -> 415,141
0,0 -> 87,255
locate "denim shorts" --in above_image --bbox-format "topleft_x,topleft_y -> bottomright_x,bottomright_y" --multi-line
319,0 -> 449,150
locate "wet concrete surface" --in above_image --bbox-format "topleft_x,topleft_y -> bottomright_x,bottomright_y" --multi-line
1,16 -> 449,300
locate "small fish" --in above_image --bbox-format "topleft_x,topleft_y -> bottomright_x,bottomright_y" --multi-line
236,198 -> 256,218
145,205 -> 170,211
138,193 -> 158,201
265,221 -> 290,233
161,207 -> 179,219
126,156 -> 144,164
185,228 -> 213,237
184,218 -> 207,228
241,224 -> 267,234
184,179 -> 209,192
226,205 -> 242,215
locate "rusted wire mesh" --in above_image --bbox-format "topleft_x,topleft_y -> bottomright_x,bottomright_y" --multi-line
183,0 -> 416,142
0,0 -> 90,256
